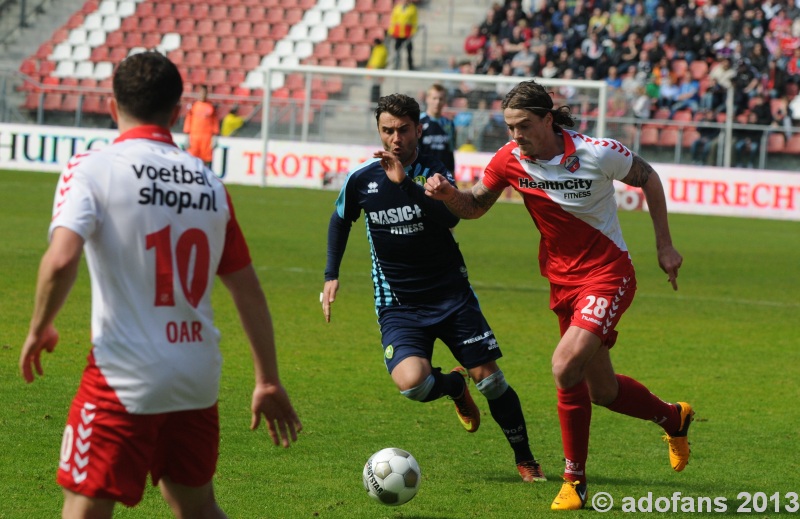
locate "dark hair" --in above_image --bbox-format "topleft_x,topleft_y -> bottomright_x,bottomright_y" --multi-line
375,93 -> 420,125
113,51 -> 183,126
501,80 -> 575,128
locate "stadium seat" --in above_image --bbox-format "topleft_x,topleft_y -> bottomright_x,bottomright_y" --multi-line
327,25 -> 346,43
341,11 -> 360,28
182,34 -> 200,50
176,19 -> 195,35
347,26 -> 367,44
123,32 -> 143,47
207,69 -> 227,86
215,20 -> 233,37
218,36 -> 237,54
229,5 -> 247,21
307,25 -> 328,43
256,39 -> 276,55
228,69 -> 246,85
361,12 -> 380,28
117,0 -> 136,17
640,125 -> 660,146
87,29 -> 106,47
173,3 -> 191,18
356,0 -> 374,9
238,37 -> 256,54
142,32 -> 161,48
158,17 -> 177,33
209,4 -> 227,19
784,134 -> 800,154
266,8 -> 284,24
205,51 -> 223,68
74,61 -> 96,79
62,94 -> 81,112
43,93 -> 63,111
102,15 -> 121,32
767,133 -> 785,153
192,3 -> 209,19
154,2 -> 171,18
105,31 -> 123,47
374,0 -> 392,12
681,128 -> 699,148
253,22 -> 272,39
689,60 -> 709,80
659,127 -> 680,148
353,43 -> 371,62
108,46 -> 128,62
65,12 -> 85,30
199,35 -> 218,52
83,13 -> 102,31
196,19 -> 214,36
337,0 -> 355,9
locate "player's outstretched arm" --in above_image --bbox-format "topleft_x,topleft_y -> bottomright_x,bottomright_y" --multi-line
220,265 -> 302,448
623,154 -> 683,290
20,227 -> 84,383
424,175 -> 501,219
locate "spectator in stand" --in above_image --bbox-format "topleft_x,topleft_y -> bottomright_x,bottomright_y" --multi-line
541,59 -> 559,79
629,2 -> 650,39
366,38 -> 389,103
690,109 -> 721,165
607,2 -> 631,43
183,85 -> 218,168
571,0 -> 590,33
564,47 -> 589,78
749,42 -> 770,74
420,84 -> 457,173
587,7 -> 609,34
464,25 -> 488,55
479,8 -> 502,39
712,32 -> 740,61
618,33 -> 642,71
786,48 -> 800,79
388,0 -> 418,70
707,57 -> 736,101
671,25 -> 698,64
733,59 -> 762,114
650,5 -> 671,43
733,111 -> 763,168
510,42 -> 539,76
657,75 -> 680,111
738,23 -> 760,59
620,64 -> 643,102
669,75 -> 701,118
700,78 -> 727,113
764,57 -> 789,98
605,65 -> 622,90
581,30 -> 605,62
690,6 -> 711,39
220,105 -> 244,137
501,22 -> 530,62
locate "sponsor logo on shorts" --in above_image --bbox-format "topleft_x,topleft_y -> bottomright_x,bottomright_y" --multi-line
462,330 -> 494,345
384,345 -> 394,359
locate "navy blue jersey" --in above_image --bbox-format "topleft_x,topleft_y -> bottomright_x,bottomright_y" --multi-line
326,154 -> 470,308
419,112 -> 456,173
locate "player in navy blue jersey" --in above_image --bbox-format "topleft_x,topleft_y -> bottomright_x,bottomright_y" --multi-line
321,93 -> 545,482
419,84 -> 457,173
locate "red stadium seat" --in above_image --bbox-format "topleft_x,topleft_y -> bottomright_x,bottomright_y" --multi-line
234,21 -> 254,37
205,51 -> 223,68
219,36 -> 237,54
176,19 -> 196,35
209,4 -> 227,19
361,12 -> 380,27
192,3 -> 209,19
185,50 -> 204,67
327,25 -> 346,43
62,94 -> 81,112
189,68 -> 208,85
138,16 -> 157,33
228,69 -> 246,85
154,2 -> 172,18
255,22 -> 274,40
689,60 -> 709,80
215,20 -> 233,36
142,32 -> 161,48
207,69 -> 227,86
158,17 -> 177,33
168,49 -> 185,65
124,32 -> 143,47
659,127 -> 680,147
353,43 -> 371,62
105,31 -> 123,47
173,4 -> 191,18
375,0 -> 393,12
199,35 -> 218,52
19,59 -> 37,76
767,133 -> 785,153
640,125 -> 660,146
256,39 -> 275,54
195,19 -> 214,36
341,11 -> 360,28
35,42 -> 53,60
266,8 -> 284,24
785,134 -> 800,154
181,34 -> 200,50
356,0 -> 374,9
347,26 -> 367,44
238,37 -> 256,54
229,5 -> 247,21
43,93 -> 63,111
242,53 -> 261,70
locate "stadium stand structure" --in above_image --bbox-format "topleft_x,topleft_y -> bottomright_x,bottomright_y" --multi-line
15,0 -> 398,125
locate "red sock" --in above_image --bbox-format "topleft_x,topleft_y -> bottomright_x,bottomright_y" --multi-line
557,381 -> 591,483
605,375 -> 679,433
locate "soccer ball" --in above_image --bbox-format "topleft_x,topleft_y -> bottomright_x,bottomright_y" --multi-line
362,447 -> 421,506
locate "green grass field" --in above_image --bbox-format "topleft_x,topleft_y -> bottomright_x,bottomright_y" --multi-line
1,168 -> 798,518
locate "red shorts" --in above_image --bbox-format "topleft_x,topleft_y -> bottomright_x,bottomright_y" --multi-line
57,381 -> 219,507
549,272 -> 637,348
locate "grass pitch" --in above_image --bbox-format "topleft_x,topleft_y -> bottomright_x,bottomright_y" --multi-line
1,169 -> 798,518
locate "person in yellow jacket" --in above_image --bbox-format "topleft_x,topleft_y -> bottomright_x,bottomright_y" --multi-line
366,38 -> 389,103
183,85 -> 218,167
220,105 -> 244,137
388,0 -> 417,70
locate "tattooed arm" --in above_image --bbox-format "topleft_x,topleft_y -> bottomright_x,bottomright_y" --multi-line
424,174 -> 502,219
622,154 -> 683,290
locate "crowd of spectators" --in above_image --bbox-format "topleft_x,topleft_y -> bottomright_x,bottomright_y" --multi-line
457,0 -> 800,140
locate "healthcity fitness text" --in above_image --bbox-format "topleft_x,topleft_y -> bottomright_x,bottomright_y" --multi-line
590,491 -> 799,513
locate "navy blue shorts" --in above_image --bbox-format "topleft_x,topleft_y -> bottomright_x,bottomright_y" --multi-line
377,290 -> 502,373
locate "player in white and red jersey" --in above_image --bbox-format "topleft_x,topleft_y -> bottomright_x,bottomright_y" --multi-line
19,52 -> 301,518
424,80 -> 693,510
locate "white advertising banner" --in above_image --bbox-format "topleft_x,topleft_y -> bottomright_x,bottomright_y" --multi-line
1,123 -> 798,221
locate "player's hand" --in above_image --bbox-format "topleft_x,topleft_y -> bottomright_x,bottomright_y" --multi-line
424,173 -> 455,200
250,382 -> 302,448
321,279 -> 339,323
19,325 -> 59,383
657,245 -> 683,291
373,150 -> 406,184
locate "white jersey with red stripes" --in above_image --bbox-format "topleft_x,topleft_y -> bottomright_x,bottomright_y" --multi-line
482,130 -> 634,286
50,125 -> 251,414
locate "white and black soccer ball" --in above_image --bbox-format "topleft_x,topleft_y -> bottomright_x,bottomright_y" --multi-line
362,447 -> 421,506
